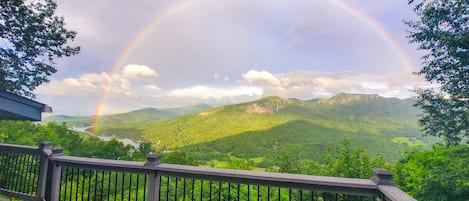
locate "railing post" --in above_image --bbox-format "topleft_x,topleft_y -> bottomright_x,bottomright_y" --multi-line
145,153 -> 161,201
37,142 -> 52,199
371,168 -> 394,186
49,147 -> 64,201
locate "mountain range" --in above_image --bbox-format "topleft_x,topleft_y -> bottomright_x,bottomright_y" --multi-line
45,93 -> 436,163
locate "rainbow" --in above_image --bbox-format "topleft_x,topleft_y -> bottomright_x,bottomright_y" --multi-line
91,0 -> 416,134
91,0 -> 194,134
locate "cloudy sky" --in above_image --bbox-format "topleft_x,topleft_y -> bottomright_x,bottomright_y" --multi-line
35,0 -> 428,116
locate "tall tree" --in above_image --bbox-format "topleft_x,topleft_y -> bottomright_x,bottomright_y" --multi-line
0,0 -> 79,98
407,0 -> 468,145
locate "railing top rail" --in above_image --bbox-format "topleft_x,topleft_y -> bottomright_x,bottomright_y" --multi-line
379,185 -> 417,201
155,163 -> 377,190
0,143 -> 41,155
52,155 -> 151,173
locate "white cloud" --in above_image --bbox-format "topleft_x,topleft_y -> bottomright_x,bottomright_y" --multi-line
36,65 -> 161,99
145,85 -> 161,92
242,70 -> 281,86
167,85 -> 263,99
241,70 -> 426,99
122,64 -> 157,78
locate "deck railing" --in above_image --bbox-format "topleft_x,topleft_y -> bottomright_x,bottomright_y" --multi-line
0,142 -> 416,201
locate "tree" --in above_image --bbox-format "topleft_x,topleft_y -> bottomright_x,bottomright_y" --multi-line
0,0 -> 79,98
407,0 -> 468,145
394,146 -> 469,200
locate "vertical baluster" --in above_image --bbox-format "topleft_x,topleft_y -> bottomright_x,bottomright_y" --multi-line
300,190 -> 303,201
32,154 -> 40,193
114,171 -> 118,201
217,182 -> 221,201
267,186 -> 270,201
228,183 -> 231,201
200,180 -> 203,201
94,170 -> 99,201
81,169 -> 85,201
166,177 -> 170,201
136,173 -> 140,201
64,166 -> 69,201
69,167 -> 74,201
108,171 -> 111,201
8,152 -> 18,190
121,172 -> 125,201
191,179 -> 194,201
289,188 -> 292,201
23,154 -> 31,193
143,174 -> 147,201
278,188 -> 281,201
87,169 -> 92,201
128,173 -> 132,201
237,184 -> 240,201
209,180 -> 212,201
100,170 -> 104,201
311,191 -> 314,201
173,178 -> 178,201
16,153 -> 25,192
182,178 -> 186,201
247,184 -> 250,201
0,152 -> 8,188
257,185 -> 260,201
5,153 -> 14,189
76,168 -> 80,201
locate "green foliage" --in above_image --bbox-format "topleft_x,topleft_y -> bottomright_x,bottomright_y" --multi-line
0,0 -> 80,98
161,151 -> 198,166
407,0 -> 469,145
270,138 -> 388,179
0,120 -> 149,161
394,145 -> 469,200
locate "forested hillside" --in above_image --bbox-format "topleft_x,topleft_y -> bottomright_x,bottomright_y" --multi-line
139,93 -> 436,164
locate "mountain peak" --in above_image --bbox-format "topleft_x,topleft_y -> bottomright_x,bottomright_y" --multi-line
322,93 -> 383,105
246,96 -> 289,113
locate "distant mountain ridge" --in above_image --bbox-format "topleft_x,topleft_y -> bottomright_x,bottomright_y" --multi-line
45,94 -> 433,163
43,104 -> 212,135
138,93 -> 430,162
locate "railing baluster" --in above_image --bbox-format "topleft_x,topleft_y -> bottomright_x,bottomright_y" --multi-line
247,184 -> 250,201
16,153 -> 25,192
237,183 -> 240,201
107,171 -> 111,201
136,173 -> 140,201
143,174 -> 147,201
228,182 -> 231,201
209,180 -> 212,201
191,179 -> 195,201
278,188 -> 281,201
114,171 -> 118,200
128,173 -> 132,201
63,166 -> 69,201
76,168 -> 80,201
200,180 -> 203,201
87,169 -> 92,201
121,172 -> 125,201
257,185 -> 260,201
183,178 -> 186,201
218,182 -> 221,201
69,167 -> 75,201
174,177 -> 178,201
